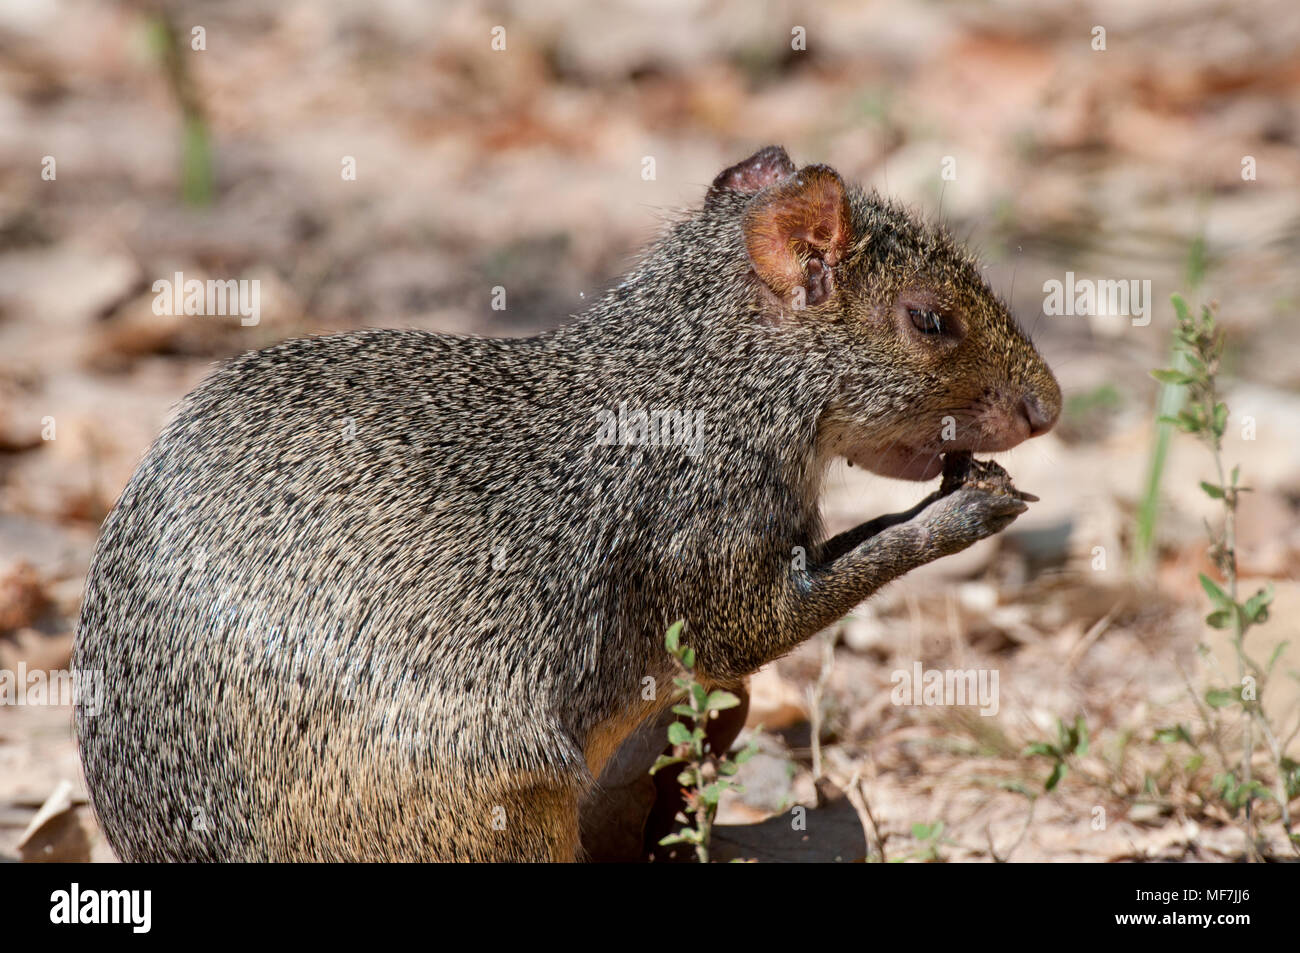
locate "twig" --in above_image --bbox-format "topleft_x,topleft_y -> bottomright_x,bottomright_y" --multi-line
986,795 -> 1036,863
841,764 -> 887,863
807,629 -> 836,790
1066,599 -> 1125,671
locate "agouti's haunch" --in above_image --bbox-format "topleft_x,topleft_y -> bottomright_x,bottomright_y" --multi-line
74,147 -> 1060,861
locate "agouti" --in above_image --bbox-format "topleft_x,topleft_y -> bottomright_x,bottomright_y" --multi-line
73,146 -> 1060,861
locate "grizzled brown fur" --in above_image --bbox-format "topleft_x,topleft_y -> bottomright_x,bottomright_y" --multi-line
74,147 -> 1060,861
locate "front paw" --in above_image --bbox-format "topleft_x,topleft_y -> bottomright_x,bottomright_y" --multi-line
915,486 -> 1029,553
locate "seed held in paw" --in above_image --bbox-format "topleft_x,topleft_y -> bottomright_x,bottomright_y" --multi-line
940,450 -> 1039,502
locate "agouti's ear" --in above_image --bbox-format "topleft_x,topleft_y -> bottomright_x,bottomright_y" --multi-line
742,164 -> 852,309
707,145 -> 796,204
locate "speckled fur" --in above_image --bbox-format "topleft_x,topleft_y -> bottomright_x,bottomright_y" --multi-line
74,149 -> 1059,861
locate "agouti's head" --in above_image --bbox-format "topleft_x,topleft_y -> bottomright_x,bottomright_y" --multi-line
712,146 -> 1061,481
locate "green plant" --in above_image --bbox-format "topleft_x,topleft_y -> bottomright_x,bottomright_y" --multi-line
1059,383 -> 1121,442
889,821 -> 950,863
146,14 -> 213,206
1152,295 -> 1297,858
1134,231 -> 1209,570
651,620 -> 759,863
1024,715 -> 1090,792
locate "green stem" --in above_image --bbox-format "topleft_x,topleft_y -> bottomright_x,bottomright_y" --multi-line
1134,348 -> 1192,573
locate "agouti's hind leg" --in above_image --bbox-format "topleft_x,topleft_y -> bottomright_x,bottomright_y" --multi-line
487,782 -> 584,862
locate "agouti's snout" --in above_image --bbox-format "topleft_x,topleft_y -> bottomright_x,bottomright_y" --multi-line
1020,388 -> 1059,438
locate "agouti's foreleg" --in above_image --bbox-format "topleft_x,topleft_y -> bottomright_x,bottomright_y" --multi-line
814,493 -> 943,564
793,484 -> 1028,644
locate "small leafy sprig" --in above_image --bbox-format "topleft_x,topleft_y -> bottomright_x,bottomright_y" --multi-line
1024,716 -> 1090,793
651,620 -> 759,863
1151,295 -> 1292,856
889,821 -> 951,863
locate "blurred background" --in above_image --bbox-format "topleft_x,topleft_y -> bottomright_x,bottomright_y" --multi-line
1,0 -> 1298,862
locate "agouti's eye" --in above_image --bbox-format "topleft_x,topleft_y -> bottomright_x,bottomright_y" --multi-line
908,308 -> 946,335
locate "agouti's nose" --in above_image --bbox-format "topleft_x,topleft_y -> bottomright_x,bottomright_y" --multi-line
1020,394 -> 1057,437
